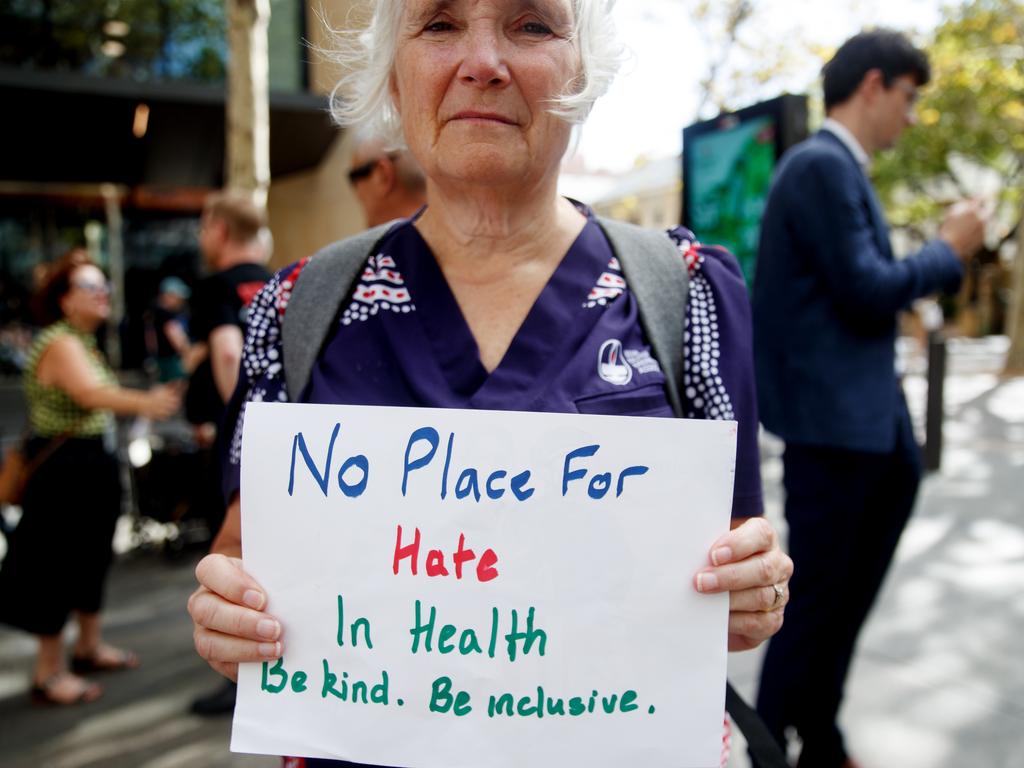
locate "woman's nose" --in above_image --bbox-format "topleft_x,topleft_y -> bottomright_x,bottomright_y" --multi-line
456,29 -> 510,88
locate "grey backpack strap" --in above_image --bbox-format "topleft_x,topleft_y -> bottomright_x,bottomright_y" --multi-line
595,216 -> 689,418
597,220 -> 787,765
282,221 -> 396,399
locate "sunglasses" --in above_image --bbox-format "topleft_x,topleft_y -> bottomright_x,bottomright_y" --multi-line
347,152 -> 400,186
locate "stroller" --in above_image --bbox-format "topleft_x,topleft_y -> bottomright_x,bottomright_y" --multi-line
125,416 -> 223,558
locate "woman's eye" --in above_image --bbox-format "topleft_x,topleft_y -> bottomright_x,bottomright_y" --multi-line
521,21 -> 554,35
423,20 -> 455,33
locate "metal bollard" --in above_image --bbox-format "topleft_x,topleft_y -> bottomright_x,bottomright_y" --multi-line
923,329 -> 947,472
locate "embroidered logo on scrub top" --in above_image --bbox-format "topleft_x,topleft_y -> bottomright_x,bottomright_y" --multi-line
597,338 -> 633,385
584,256 -> 626,308
341,253 -> 416,325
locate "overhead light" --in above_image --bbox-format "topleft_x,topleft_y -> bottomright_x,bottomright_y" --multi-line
101,39 -> 126,58
103,19 -> 130,37
133,103 -> 150,138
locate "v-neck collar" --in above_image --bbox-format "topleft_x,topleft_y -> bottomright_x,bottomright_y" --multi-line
383,211 -> 612,407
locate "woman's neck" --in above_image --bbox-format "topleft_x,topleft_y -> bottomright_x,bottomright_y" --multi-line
415,180 -> 585,281
62,315 -> 100,335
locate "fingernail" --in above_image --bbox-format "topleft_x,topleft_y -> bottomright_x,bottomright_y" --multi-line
711,546 -> 732,566
257,619 -> 279,639
243,590 -> 265,610
258,642 -> 281,658
697,572 -> 719,592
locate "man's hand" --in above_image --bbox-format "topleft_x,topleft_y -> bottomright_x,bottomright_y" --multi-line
939,199 -> 989,260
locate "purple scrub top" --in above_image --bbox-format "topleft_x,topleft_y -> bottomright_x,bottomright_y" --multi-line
221,205 -> 759,768
223,205 -> 762,519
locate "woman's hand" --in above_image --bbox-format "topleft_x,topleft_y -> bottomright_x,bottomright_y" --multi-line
188,554 -> 283,681
144,383 -> 182,420
694,517 -> 793,652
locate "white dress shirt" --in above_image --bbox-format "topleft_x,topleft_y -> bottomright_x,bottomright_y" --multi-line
821,117 -> 870,171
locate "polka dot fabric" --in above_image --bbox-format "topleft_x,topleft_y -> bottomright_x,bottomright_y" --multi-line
670,232 -> 736,422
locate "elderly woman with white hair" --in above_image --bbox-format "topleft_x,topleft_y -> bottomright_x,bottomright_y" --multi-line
189,0 -> 792,763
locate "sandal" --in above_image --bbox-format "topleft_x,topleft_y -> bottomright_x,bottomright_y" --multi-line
70,646 -> 140,675
30,672 -> 102,706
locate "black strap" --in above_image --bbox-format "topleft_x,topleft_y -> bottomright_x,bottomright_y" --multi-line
726,682 -> 789,767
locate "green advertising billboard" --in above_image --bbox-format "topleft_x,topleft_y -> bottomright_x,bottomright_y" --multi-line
682,95 -> 808,287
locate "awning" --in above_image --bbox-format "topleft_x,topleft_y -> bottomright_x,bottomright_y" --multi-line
0,67 -> 339,189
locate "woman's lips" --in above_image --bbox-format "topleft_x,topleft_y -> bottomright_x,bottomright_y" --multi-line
449,111 -> 517,125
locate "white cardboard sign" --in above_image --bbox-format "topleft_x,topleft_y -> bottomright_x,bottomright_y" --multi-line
232,403 -> 736,768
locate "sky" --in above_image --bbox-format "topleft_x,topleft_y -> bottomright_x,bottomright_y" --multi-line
575,0 -> 946,172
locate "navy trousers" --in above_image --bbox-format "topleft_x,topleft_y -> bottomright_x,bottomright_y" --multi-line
755,403 -> 922,768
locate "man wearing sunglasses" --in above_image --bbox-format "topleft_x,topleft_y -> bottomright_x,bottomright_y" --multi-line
347,135 -> 426,227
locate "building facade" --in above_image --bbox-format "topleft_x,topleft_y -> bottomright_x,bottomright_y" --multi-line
0,0 -> 364,367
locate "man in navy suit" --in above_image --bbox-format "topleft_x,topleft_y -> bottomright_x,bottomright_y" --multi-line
752,30 -> 986,767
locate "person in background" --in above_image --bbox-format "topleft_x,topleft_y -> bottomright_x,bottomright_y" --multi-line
185,192 -> 273,438
348,132 -> 428,227
186,192 -> 272,716
752,29 -> 988,768
0,249 -> 179,705
149,276 -> 194,383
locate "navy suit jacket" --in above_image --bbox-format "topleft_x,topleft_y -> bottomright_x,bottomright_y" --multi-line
752,129 -> 963,453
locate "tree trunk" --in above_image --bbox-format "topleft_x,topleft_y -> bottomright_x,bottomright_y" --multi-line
225,0 -> 271,208
1005,211 -> 1024,375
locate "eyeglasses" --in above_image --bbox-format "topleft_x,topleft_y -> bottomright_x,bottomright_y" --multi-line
892,80 -> 920,108
346,152 -> 400,186
72,280 -> 110,295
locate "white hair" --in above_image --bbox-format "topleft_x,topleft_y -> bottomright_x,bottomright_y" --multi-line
321,0 -> 625,147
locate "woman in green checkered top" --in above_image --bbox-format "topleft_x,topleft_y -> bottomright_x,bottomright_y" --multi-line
0,249 -> 180,706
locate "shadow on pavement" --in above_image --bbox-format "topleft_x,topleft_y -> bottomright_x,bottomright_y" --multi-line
0,551 -> 276,768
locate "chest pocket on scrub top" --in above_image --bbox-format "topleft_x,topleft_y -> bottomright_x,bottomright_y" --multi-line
573,382 -> 674,418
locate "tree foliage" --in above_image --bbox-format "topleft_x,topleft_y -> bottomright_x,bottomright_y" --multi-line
685,0 -> 833,120
874,0 -> 1023,245
872,0 -> 1024,363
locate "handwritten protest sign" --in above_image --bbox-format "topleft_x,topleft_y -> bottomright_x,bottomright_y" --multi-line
232,403 -> 736,768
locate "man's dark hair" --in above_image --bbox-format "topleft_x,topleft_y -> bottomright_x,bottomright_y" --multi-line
822,29 -> 931,111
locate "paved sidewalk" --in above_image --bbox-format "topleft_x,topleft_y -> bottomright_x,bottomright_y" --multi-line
0,548 -> 275,768
727,336 -> 1024,768
0,338 -> 1020,767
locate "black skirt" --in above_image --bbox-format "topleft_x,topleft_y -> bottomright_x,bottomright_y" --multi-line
0,436 -> 122,635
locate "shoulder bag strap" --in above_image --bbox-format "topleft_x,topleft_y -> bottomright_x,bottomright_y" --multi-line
594,216 -> 688,417
282,222 -> 396,400
725,682 -> 790,767
18,411 -> 93,491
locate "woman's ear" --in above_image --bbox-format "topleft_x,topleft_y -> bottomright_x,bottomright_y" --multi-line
376,155 -> 397,192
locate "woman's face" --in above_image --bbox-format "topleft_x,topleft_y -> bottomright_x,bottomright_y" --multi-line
61,264 -> 111,327
391,0 -> 580,192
